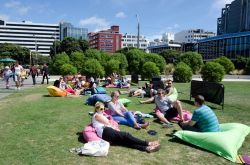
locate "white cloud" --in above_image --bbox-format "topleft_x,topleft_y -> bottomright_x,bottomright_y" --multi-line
0,14 -> 10,21
115,12 -> 126,18
4,0 -> 31,15
147,24 -> 181,41
79,16 -> 110,32
212,0 -> 234,10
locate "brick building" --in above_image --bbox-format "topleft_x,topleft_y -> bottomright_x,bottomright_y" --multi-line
88,25 -> 122,53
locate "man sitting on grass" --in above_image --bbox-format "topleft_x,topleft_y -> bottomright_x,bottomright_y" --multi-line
152,89 -> 184,128
179,95 -> 220,132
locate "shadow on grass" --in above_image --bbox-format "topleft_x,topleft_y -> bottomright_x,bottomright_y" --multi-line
179,99 -> 194,105
167,133 -> 217,155
43,94 -> 52,97
76,132 -> 85,143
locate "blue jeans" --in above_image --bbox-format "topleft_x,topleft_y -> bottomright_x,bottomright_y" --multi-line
112,111 -> 136,128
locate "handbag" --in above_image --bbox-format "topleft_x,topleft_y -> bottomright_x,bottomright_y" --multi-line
80,140 -> 110,156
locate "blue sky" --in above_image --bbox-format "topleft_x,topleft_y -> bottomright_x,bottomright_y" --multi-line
0,0 -> 234,40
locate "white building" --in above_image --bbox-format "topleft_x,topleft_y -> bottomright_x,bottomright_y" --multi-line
175,29 -> 215,43
0,20 -> 59,56
148,32 -> 181,53
121,34 -> 149,51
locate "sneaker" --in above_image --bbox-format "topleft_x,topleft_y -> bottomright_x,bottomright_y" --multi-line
162,123 -> 173,128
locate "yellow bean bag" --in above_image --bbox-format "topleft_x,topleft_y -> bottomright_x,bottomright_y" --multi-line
47,85 -> 67,97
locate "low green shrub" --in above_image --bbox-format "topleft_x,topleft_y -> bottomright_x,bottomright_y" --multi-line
173,62 -> 192,82
201,62 -> 225,82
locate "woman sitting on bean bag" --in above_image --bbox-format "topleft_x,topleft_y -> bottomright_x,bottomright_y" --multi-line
108,91 -> 149,129
92,102 -> 160,153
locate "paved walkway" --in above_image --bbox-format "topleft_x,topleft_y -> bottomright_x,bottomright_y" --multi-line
0,75 -> 250,100
0,75 -> 60,99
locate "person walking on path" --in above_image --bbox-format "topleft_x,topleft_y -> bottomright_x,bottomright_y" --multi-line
3,66 -> 12,89
41,63 -> 49,84
30,64 -> 38,85
14,61 -> 23,90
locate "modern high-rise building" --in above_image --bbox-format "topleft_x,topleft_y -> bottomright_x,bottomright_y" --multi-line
217,0 -> 250,35
198,0 -> 250,60
0,20 -> 59,56
88,25 -> 122,53
121,34 -> 149,51
60,21 -> 88,41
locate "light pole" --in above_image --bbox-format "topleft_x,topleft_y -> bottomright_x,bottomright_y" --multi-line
33,34 -> 38,65
53,33 -> 56,56
136,14 -> 140,49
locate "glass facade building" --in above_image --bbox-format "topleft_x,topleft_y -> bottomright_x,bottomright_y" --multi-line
199,0 -> 250,60
198,31 -> 250,60
217,0 -> 250,35
60,22 -> 88,41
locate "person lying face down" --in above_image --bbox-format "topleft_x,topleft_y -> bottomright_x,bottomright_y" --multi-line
92,102 -> 161,153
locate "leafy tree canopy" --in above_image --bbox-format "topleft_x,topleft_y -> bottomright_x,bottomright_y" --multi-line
178,51 -> 203,74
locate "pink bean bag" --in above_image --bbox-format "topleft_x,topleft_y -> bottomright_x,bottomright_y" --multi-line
170,110 -> 192,122
82,113 -> 119,142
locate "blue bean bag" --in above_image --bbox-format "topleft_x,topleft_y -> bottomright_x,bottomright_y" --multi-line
85,94 -> 111,106
94,87 -> 107,94
174,123 -> 250,162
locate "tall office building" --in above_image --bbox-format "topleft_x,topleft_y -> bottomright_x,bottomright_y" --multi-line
0,20 -> 59,56
217,0 -> 250,35
199,0 -> 250,60
88,25 -> 122,53
60,21 -> 88,41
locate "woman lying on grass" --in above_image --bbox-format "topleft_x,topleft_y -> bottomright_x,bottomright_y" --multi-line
92,102 -> 161,153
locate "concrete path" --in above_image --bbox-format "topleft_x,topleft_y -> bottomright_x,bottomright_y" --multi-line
0,75 -> 60,100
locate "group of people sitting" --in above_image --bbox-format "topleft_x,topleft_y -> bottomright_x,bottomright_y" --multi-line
53,75 -> 98,96
87,79 -> 220,153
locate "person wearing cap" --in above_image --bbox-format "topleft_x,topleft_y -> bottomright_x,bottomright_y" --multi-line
179,95 -> 220,132
3,66 -> 12,89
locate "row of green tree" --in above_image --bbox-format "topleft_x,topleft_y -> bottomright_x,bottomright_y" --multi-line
1,37 -> 250,82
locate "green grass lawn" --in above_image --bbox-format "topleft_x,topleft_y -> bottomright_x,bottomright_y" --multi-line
0,82 -> 249,165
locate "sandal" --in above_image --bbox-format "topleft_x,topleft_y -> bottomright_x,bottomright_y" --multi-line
140,122 -> 150,129
148,140 -> 160,146
162,122 -> 173,128
146,144 -> 161,153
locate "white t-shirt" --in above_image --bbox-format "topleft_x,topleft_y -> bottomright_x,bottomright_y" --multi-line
92,113 -> 105,138
154,95 -> 173,113
108,101 -> 124,115
14,65 -> 23,75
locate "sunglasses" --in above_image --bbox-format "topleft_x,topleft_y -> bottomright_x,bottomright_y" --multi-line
157,92 -> 163,95
99,107 -> 105,111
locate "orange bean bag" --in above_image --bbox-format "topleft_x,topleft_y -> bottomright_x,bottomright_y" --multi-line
47,85 -> 67,97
